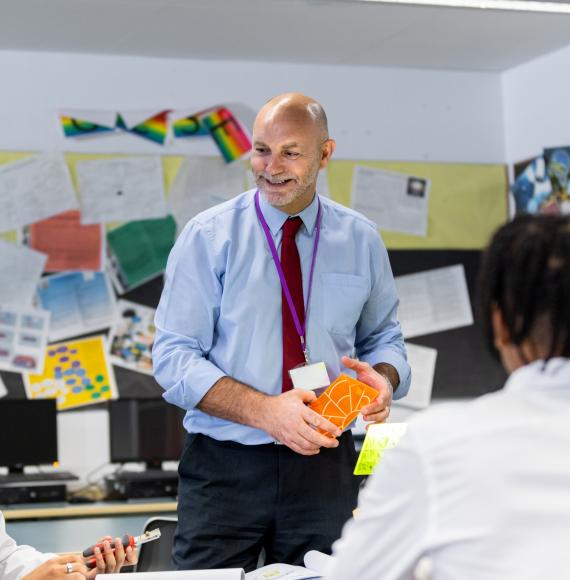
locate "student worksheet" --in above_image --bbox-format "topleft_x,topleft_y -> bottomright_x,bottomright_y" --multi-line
76,156 -> 168,224
395,264 -> 473,338
0,153 -> 77,232
169,156 -> 247,232
0,240 -> 47,308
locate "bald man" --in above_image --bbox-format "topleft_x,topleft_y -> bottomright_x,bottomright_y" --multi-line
153,94 -> 411,572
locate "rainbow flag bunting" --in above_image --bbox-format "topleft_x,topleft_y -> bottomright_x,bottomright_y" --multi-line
60,115 -> 115,138
199,107 -> 252,163
172,110 -> 210,138
122,110 -> 170,145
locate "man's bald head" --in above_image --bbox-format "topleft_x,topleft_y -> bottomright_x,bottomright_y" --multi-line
255,93 -> 329,144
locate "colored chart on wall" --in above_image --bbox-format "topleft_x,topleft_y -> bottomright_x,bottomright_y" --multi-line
24,335 -> 117,410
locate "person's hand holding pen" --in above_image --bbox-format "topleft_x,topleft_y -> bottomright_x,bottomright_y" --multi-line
22,536 -> 137,579
85,536 -> 137,578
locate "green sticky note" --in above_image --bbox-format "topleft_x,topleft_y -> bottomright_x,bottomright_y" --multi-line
354,423 -> 408,475
107,215 -> 176,291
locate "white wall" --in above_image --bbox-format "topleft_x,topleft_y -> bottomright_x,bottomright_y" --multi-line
0,49 -> 507,482
503,43 -> 570,164
0,50 -> 505,163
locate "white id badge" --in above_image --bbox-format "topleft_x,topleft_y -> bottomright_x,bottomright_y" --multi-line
289,362 -> 330,391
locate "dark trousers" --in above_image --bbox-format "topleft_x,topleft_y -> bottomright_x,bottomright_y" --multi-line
173,432 -> 360,572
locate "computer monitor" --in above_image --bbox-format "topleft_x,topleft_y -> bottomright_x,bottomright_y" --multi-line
0,399 -> 58,474
108,399 -> 186,470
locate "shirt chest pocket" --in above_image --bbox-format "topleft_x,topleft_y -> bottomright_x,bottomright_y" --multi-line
321,273 -> 369,336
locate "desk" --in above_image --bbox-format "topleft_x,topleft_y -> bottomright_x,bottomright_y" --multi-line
3,500 -> 177,553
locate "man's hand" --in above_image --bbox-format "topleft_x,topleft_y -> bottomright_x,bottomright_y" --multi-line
23,555 -> 89,579
341,356 -> 393,425
86,536 -> 137,578
260,389 -> 342,455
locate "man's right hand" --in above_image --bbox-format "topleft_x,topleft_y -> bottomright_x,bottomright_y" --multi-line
261,389 -> 342,455
23,555 -> 89,579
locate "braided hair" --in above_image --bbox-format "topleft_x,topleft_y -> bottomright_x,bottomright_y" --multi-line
478,214 -> 570,363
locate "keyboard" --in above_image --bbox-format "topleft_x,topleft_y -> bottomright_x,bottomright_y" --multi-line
113,470 -> 178,481
0,471 -> 79,484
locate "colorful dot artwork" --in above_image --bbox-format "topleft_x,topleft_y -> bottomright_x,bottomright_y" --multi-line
24,335 -> 117,410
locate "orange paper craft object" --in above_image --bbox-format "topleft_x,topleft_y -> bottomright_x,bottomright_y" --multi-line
309,373 -> 379,435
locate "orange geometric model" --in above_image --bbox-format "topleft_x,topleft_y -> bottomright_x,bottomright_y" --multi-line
309,374 -> 379,436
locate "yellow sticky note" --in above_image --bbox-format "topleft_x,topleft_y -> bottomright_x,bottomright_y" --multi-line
354,423 -> 408,475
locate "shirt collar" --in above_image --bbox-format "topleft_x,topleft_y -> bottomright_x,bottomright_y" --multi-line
504,357 -> 570,393
257,190 -> 320,236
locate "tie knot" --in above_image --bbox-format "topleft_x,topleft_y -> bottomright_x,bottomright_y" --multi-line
282,217 -> 303,239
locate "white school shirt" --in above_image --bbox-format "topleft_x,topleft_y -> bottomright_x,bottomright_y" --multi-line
327,358 -> 570,580
0,511 -> 51,580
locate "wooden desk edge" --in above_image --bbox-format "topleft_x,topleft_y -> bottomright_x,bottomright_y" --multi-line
4,501 -> 178,521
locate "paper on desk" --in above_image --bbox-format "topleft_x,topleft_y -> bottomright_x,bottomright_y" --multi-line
0,153 -> 78,233
25,210 -> 104,272
0,240 -> 47,308
76,156 -> 168,225
104,570 -> 245,579
0,305 -> 50,374
395,264 -> 473,339
245,550 -> 332,579
36,271 -> 116,342
351,166 -> 429,237
169,157 -> 246,231
395,343 -> 437,410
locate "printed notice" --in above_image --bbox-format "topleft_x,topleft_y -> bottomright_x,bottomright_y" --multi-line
395,264 -> 473,338
352,166 -> 429,237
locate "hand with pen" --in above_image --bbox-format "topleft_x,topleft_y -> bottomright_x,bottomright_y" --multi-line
21,536 -> 137,579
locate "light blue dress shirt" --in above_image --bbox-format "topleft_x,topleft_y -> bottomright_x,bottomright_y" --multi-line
153,189 -> 410,445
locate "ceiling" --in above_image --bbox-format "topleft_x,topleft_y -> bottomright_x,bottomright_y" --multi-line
1,0 -> 570,72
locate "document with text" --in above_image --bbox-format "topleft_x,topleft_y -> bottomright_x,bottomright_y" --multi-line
395,264 -> 473,338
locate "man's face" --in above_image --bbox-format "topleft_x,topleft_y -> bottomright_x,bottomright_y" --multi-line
251,113 -> 327,214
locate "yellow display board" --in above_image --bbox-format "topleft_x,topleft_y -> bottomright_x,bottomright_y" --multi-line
0,152 -> 508,250
328,160 -> 508,249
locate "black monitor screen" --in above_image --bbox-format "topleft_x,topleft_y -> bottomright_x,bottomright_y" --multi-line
0,399 -> 58,470
109,399 -> 186,467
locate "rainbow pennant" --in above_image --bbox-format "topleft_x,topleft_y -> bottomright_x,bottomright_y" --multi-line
60,115 -> 115,138
199,107 -> 251,162
119,110 -> 170,145
172,111 -> 210,138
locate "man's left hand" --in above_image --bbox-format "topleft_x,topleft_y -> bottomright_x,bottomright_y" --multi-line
341,356 -> 393,425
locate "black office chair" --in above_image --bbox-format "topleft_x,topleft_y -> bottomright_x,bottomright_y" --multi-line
135,516 -> 178,572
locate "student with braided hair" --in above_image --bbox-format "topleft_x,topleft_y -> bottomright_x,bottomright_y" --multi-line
326,214 -> 570,580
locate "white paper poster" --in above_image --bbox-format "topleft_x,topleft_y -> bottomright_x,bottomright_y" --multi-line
396,343 -> 437,410
76,156 -> 168,224
395,264 -> 473,338
0,153 -> 78,233
169,157 -> 246,231
0,240 -> 47,308
351,166 -> 430,237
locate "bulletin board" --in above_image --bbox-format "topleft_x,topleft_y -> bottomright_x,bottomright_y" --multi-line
0,152 -> 509,402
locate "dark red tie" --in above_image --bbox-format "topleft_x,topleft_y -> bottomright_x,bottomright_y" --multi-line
281,217 -> 305,392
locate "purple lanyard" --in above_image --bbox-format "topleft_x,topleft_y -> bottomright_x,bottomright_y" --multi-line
254,190 -> 321,364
